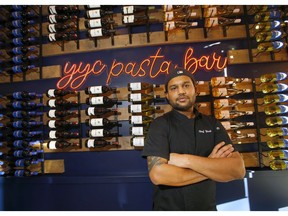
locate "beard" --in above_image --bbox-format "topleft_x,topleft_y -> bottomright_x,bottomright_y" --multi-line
168,97 -> 196,112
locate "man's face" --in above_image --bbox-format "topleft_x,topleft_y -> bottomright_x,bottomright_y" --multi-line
165,75 -> 197,112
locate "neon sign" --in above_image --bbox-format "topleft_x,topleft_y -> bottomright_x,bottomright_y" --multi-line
56,47 -> 227,90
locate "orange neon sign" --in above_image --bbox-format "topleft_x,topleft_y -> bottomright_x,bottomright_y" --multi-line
56,47 -> 227,90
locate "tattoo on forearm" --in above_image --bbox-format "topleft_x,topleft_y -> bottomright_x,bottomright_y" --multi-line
147,156 -> 165,173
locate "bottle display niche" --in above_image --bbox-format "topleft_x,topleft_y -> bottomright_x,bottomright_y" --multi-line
0,91 -> 44,177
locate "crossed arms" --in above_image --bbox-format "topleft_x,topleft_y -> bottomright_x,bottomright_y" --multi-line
147,142 -> 246,187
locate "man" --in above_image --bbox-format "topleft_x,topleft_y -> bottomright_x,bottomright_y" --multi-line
142,68 -> 246,211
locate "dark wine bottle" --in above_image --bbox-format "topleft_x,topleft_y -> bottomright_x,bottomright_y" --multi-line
48,5 -> 79,15
85,138 -> 119,148
86,96 -> 121,108
84,18 -> 115,28
47,119 -> 79,129
85,118 -> 120,129
46,89 -> 77,98
87,129 -> 120,138
47,98 -> 79,108
47,140 -> 79,149
6,91 -> 42,100
47,110 -> 78,118
85,107 -> 118,116
48,32 -> 78,42
48,22 -> 77,33
49,130 -> 79,139
88,28 -> 116,38
48,14 -> 78,23
85,85 -> 117,95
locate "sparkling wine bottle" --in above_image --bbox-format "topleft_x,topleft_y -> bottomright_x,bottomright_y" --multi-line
254,20 -> 285,32
228,130 -> 256,142
257,41 -> 286,53
255,30 -> 286,43
264,105 -> 288,115
266,127 -> 288,137
266,116 -> 288,126
260,72 -> 287,83
261,83 -> 288,94
85,85 -> 117,95
213,98 -> 253,109
267,138 -> 288,149
210,77 -> 252,87
254,11 -> 283,22
85,138 -> 119,148
268,150 -> 288,160
263,94 -> 288,105
221,121 -> 254,130
269,160 -> 288,170
214,110 -> 254,119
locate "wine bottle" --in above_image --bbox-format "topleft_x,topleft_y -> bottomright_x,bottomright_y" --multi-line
5,65 -> 36,74
122,5 -> 154,14
10,19 -> 36,28
6,101 -> 43,110
213,98 -> 253,109
47,98 -> 79,108
48,32 -> 78,42
11,149 -> 44,158
164,10 -> 196,21
131,136 -> 145,147
85,118 -> 120,129
268,150 -> 288,160
254,11 -> 283,22
0,169 -> 39,177
47,110 -> 78,118
10,140 -> 42,148
130,126 -> 149,136
86,96 -> 121,108
84,5 -> 101,9
47,140 -> 79,149
12,37 -> 39,46
7,130 -> 43,138
122,14 -> 149,24
269,160 -> 288,170
85,85 -> 117,95
6,91 -> 42,100
129,115 -> 154,125
266,116 -> 288,126
221,121 -> 254,130
48,5 -> 79,15
210,77 -> 252,87
87,129 -> 119,138
228,130 -> 256,142
260,72 -> 287,83
257,41 -> 286,52
85,107 -> 118,117
6,120 -> 43,129
85,18 -> 115,28
46,89 -> 77,98
5,111 -> 43,119
128,93 -> 161,104
47,119 -> 79,129
163,5 -> 192,12
266,127 -> 288,137
203,6 -> 240,17
6,46 -> 37,56
205,17 -> 241,27
49,130 -> 79,139
48,22 -> 77,33
88,28 -> 116,38
48,14 -> 78,23
264,105 -> 288,115
263,94 -> 288,105
214,110 -> 254,119
11,10 -> 37,19
14,158 -> 41,167
127,82 -> 160,92
254,20 -> 285,32
128,104 -> 161,114
255,30 -> 286,43
267,138 -> 288,149
86,9 -> 113,18
164,21 -> 198,31
261,83 -> 288,94
212,87 -> 251,97
85,138 -> 119,148
11,27 -> 35,37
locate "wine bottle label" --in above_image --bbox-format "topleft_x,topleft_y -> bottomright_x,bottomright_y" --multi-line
13,150 -> 23,157
164,11 -> 174,21
48,99 -> 56,107
49,15 -> 58,23
15,159 -> 25,167
90,97 -> 104,105
14,170 -> 24,177
131,116 -> 143,124
129,104 -> 142,113
88,86 -> 103,94
123,6 -> 134,14
132,137 -> 145,147
87,107 -> 95,116
49,6 -> 57,14
219,110 -> 230,119
215,88 -> 228,97
49,131 -> 57,139
47,89 -> 56,97
221,121 -> 231,130
190,12 -> 197,17
205,7 -> 217,17
233,8 -> 240,13
130,93 -> 142,102
48,141 -> 57,149
48,110 -> 56,118
48,120 -> 56,128
165,21 -> 175,31
245,111 -> 254,115
48,33 -> 57,42
246,133 -> 256,138
88,9 -> 101,18
131,126 -> 144,135
86,139 -> 95,148
205,18 -> 218,27
129,82 -> 141,91
123,15 -> 134,23
13,131 -> 23,138
88,19 -> 102,28
90,129 -> 104,137
48,24 -> 57,33
90,118 -> 104,127
89,28 -> 103,37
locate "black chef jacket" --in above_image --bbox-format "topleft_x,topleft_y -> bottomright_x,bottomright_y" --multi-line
142,109 -> 232,211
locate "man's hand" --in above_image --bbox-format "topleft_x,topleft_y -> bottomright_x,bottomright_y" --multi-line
208,142 -> 234,159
